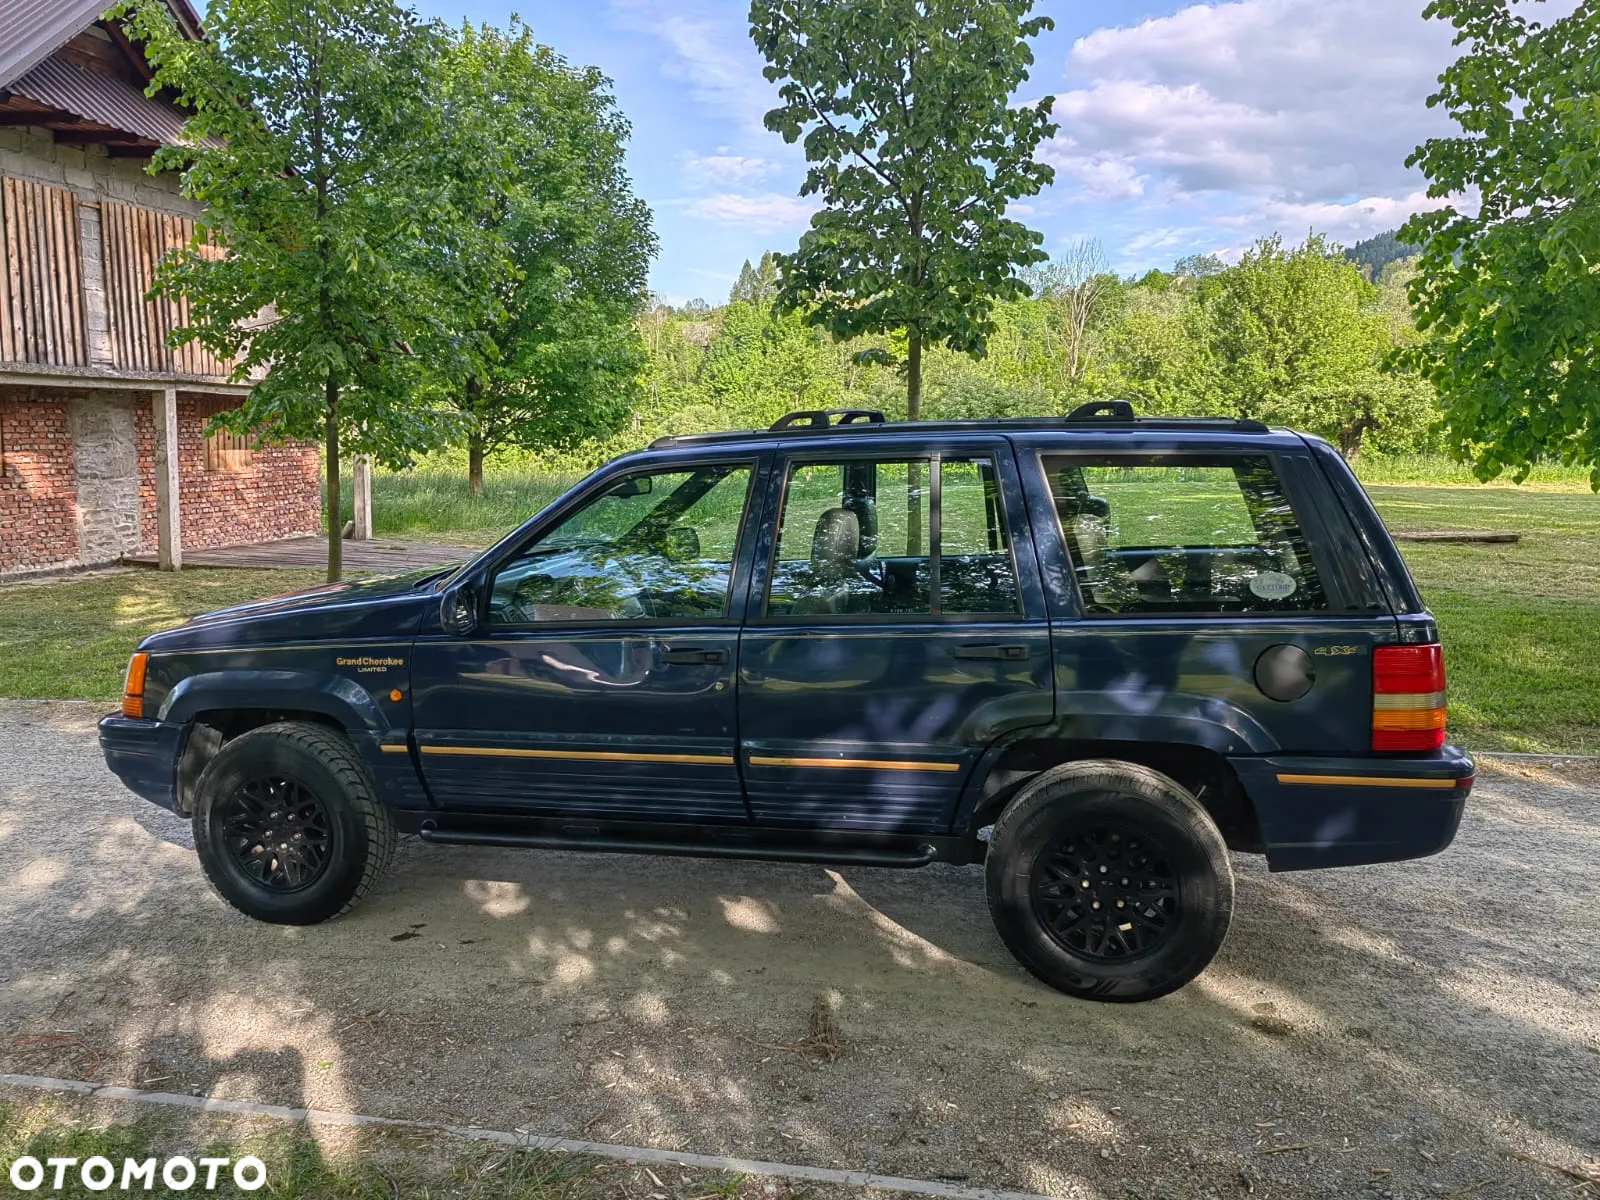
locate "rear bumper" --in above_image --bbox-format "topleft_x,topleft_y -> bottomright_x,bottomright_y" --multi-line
1230,747 -> 1474,871
99,713 -> 185,813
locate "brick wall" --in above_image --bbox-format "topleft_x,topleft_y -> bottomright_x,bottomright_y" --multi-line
0,390 -> 321,574
0,391 -> 79,571
174,395 -> 321,550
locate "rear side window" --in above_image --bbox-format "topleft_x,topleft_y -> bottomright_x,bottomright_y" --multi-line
765,455 -> 1021,618
1043,454 -> 1325,616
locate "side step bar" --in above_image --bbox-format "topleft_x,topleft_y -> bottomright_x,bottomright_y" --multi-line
415,822 -> 973,868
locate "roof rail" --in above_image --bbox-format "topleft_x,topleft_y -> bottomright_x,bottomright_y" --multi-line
769,408 -> 886,431
1066,399 -> 1136,421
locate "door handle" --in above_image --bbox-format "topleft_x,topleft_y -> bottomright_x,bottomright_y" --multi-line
659,647 -> 730,666
954,643 -> 1029,661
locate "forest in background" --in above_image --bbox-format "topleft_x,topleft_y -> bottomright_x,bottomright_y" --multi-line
428,230 -> 1444,477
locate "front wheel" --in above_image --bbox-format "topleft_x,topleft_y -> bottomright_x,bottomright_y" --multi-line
192,721 -> 396,925
985,760 -> 1233,1002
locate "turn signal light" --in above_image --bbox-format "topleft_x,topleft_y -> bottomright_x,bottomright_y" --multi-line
122,652 -> 149,720
1373,644 -> 1447,751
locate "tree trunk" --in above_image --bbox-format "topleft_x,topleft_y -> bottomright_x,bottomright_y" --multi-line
1340,419 -> 1371,461
906,326 -> 923,421
468,431 -> 485,497
325,378 -> 342,583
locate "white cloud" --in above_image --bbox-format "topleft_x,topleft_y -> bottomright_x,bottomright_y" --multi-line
609,0 -> 778,129
1040,0 -> 1475,246
684,192 -> 820,234
682,151 -> 778,188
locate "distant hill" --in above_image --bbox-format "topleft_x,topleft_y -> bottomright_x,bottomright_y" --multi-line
1345,229 -> 1414,279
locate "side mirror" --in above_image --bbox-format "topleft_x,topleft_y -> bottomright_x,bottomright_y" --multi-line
440,582 -> 479,636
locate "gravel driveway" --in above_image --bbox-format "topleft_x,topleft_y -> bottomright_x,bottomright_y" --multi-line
1,700 -> 1596,1199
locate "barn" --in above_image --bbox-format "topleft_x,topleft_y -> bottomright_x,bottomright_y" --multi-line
0,0 -> 321,576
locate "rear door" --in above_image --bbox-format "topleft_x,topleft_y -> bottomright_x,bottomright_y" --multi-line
1024,443 -> 1396,755
736,437 -> 1053,832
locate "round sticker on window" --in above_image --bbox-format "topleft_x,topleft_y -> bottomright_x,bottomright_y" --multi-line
1249,571 -> 1298,601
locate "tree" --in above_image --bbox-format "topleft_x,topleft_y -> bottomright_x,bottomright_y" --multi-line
1173,253 -> 1226,280
123,0 -> 502,579
1401,0 -> 1600,487
1200,235 -> 1431,458
440,21 -> 656,495
729,251 -> 780,307
1028,238 -> 1112,392
749,0 -> 1058,418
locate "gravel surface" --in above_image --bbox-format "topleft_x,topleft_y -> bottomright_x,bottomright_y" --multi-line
1,700 -> 1596,1199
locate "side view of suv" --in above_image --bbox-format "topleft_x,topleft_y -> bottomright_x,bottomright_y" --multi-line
100,403 -> 1474,1002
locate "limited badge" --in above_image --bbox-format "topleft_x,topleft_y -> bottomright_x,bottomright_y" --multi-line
1249,571 -> 1298,600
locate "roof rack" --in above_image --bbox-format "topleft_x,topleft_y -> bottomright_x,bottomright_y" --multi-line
648,403 -> 1271,449
769,409 -> 886,431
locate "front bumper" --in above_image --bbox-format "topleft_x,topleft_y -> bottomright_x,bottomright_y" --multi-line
1231,746 -> 1474,871
99,714 -> 186,813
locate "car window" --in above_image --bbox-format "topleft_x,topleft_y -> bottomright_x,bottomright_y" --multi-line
765,455 -> 1021,618
1043,454 -> 1326,616
487,464 -> 753,625
939,457 -> 1021,615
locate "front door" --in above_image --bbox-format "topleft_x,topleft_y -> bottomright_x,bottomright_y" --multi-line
410,457 -> 760,821
737,440 -> 1053,833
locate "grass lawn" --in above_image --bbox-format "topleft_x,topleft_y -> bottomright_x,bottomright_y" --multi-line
1366,484 -> 1600,754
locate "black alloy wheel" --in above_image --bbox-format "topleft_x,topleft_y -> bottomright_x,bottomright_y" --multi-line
192,721 -> 396,925
1030,819 -> 1180,961
217,777 -> 334,892
986,759 -> 1234,1002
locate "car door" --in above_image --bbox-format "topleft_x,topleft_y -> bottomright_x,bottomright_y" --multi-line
737,437 -> 1053,833
1022,442 -> 1398,755
409,455 -> 763,821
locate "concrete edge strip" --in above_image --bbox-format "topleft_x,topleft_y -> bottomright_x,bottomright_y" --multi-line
0,1074 -> 1049,1200
1476,750 -> 1600,763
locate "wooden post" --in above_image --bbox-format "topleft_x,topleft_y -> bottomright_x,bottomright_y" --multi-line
351,455 -> 372,541
152,386 -> 182,569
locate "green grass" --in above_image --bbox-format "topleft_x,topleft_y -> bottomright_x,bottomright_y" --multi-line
1365,485 -> 1600,754
362,469 -> 580,541
0,1099 -> 764,1199
0,569 -> 324,702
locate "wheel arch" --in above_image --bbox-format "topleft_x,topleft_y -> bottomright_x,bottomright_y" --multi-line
163,672 -> 398,817
959,736 -> 1263,854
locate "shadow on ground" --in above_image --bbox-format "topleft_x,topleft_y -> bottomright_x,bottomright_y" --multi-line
2,702 -> 1596,1200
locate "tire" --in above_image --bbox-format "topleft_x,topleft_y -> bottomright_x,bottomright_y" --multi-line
985,760 -> 1233,1003
192,721 -> 396,925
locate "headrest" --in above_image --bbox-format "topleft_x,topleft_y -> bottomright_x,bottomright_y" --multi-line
811,507 -> 860,569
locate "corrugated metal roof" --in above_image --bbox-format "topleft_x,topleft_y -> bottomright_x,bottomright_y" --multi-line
7,56 -> 210,147
0,0 -> 112,89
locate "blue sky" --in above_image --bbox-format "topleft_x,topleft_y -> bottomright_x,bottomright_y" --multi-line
239,1 -> 1474,302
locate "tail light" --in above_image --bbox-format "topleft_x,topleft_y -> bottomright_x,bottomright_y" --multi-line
122,653 -> 149,720
1373,644 -> 1447,751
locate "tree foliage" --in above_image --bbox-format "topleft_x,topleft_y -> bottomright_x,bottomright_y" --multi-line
549,236 -> 1439,472
748,0 -> 1058,417
1402,0 -> 1600,487
439,21 -> 656,494
123,0 -> 507,578
729,252 -> 780,307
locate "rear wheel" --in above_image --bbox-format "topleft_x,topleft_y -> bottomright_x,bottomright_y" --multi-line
985,760 -> 1233,1002
192,721 -> 395,925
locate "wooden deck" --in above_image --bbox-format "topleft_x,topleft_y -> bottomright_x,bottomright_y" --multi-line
123,536 -> 480,572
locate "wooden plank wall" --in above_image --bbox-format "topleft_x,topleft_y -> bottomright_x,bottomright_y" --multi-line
0,176 -> 88,367
100,200 -> 234,378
